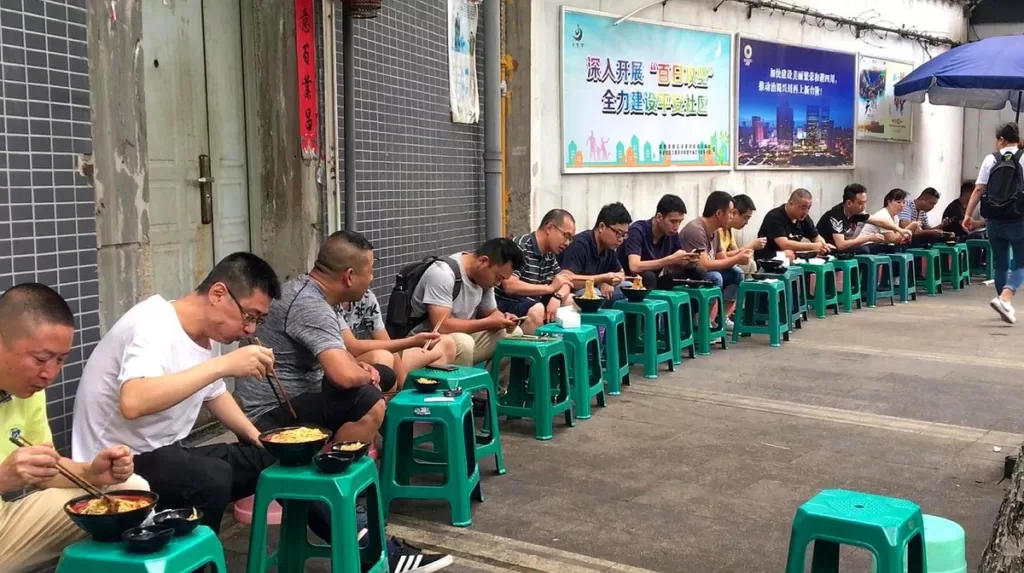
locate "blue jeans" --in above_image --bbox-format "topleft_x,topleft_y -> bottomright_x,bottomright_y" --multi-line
988,219 -> 1024,295
706,265 -> 744,302
574,285 -> 624,307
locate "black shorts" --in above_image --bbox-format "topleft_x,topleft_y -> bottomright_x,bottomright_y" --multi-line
253,376 -> 384,433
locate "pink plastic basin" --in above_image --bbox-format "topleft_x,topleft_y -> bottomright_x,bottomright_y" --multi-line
233,495 -> 281,525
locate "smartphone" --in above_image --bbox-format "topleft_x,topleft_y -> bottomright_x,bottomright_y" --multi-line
426,364 -> 458,372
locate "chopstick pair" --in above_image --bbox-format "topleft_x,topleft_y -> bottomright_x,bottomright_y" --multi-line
9,435 -> 116,507
423,314 -> 448,349
251,337 -> 297,421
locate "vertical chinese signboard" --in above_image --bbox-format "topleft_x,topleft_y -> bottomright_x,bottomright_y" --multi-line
448,0 -> 480,124
735,38 -> 856,169
560,8 -> 733,174
295,0 -> 319,159
857,56 -> 913,143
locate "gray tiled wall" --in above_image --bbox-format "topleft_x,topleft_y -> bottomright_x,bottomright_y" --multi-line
336,0 -> 486,306
0,0 -> 92,453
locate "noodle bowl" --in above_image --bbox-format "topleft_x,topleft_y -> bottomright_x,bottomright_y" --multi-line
265,427 -> 329,443
72,496 -> 152,515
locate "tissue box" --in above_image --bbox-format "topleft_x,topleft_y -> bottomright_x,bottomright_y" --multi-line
555,306 -> 581,329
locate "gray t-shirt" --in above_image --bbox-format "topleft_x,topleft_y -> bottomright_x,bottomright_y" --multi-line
409,252 -> 496,333
339,290 -> 385,340
235,274 -> 348,419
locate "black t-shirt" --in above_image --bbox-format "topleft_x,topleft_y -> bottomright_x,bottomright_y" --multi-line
941,200 -> 966,237
757,204 -> 819,259
815,203 -> 862,246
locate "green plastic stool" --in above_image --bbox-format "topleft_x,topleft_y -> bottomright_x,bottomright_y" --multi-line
672,286 -> 728,355
907,248 -> 943,296
966,238 -> 993,280
57,525 -> 227,573
782,266 -> 809,329
579,309 -> 630,396
856,254 -> 896,307
380,390 -> 482,527
870,514 -> 966,573
613,299 -> 675,377
493,337 -> 574,440
785,489 -> 927,573
795,261 -> 840,318
648,290 -> 697,364
731,279 -> 791,347
537,323 -> 606,420
407,365 -> 505,475
934,243 -> 971,291
887,253 -> 918,303
246,458 -> 388,573
831,259 -> 863,313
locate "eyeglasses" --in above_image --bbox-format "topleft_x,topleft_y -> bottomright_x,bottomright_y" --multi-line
552,225 -> 574,242
223,285 -> 265,326
604,225 -> 629,240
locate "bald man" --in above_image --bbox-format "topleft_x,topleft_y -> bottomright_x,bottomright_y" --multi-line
0,283 -> 147,572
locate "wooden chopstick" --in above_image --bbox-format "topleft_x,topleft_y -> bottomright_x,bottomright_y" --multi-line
10,435 -> 115,506
253,337 -> 298,421
423,314 -> 448,349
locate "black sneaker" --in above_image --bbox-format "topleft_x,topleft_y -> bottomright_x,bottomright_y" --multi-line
388,538 -> 454,572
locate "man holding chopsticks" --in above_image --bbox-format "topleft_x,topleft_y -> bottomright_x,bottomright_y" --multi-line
0,283 -> 147,572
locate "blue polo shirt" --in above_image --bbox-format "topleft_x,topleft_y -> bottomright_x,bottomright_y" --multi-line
616,219 -> 682,275
559,230 -> 622,276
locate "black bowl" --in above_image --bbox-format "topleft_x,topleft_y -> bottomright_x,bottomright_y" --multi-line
330,440 -> 370,459
123,525 -> 174,554
757,259 -> 785,273
575,297 -> 605,313
833,252 -> 856,260
413,377 -> 441,393
258,425 -> 332,467
621,287 -> 650,302
314,451 -> 355,474
63,490 -> 158,542
152,507 -> 203,537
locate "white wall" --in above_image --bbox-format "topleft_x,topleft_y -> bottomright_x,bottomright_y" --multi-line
531,0 -> 967,243
961,23 -> 1023,184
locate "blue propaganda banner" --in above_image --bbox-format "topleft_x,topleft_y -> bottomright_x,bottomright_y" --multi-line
561,8 -> 733,173
736,38 -> 856,170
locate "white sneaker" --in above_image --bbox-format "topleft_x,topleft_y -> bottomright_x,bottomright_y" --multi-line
725,317 -> 735,331
990,297 -> 1016,324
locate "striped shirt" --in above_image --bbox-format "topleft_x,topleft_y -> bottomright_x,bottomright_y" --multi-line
495,232 -> 560,302
899,200 -> 931,229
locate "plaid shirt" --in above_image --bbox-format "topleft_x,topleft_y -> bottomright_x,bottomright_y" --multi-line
495,232 -> 560,302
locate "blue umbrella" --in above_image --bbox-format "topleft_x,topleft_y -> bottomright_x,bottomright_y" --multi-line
894,35 -> 1024,121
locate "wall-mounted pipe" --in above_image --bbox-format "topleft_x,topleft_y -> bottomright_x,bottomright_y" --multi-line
343,7 -> 357,230
483,0 -> 502,238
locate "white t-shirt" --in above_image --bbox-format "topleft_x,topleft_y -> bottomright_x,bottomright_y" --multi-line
859,208 -> 899,238
71,295 -> 226,461
976,146 -> 1023,185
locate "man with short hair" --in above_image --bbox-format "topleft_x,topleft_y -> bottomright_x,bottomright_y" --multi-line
718,194 -> 765,275
757,189 -> 832,260
900,187 -> 951,245
0,284 -> 147,572
495,209 -> 576,334
942,181 -> 986,240
680,191 -> 751,327
816,183 -> 908,253
618,194 -> 702,290
560,202 -> 631,305
412,238 -> 525,388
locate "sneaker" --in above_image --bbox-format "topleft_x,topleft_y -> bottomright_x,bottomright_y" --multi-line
388,538 -> 454,572
724,317 -> 735,331
990,297 -> 1017,324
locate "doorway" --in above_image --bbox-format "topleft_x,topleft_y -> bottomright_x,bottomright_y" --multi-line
142,0 -> 251,299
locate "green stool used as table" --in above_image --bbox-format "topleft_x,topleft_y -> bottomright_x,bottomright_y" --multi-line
57,525 -> 227,573
613,299 -> 675,377
934,243 -> 971,291
782,266 -> 809,328
579,309 -> 630,396
380,389 -> 483,527
537,323 -> 606,420
648,289 -> 697,364
785,489 -> 927,573
855,254 -> 896,307
731,279 -> 791,347
795,261 -> 840,318
907,248 -> 943,296
407,365 -> 505,475
672,285 -> 728,355
247,458 -> 388,573
870,514 -> 966,573
887,252 -> 918,303
831,258 -> 863,313
966,238 -> 993,280
493,337 -> 575,440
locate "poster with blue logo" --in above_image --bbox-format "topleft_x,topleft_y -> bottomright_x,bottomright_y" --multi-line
561,8 -> 733,173
736,37 -> 857,170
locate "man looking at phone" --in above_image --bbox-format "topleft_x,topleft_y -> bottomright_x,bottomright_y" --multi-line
681,191 -> 751,329
618,194 -> 702,290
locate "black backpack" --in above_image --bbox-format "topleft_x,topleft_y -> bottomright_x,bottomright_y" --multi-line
981,149 -> 1024,221
385,256 -> 462,338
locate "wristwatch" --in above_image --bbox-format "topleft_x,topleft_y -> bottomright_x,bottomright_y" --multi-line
552,292 -> 563,301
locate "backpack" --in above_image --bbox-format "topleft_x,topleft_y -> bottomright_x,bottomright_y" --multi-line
384,256 -> 462,338
981,149 -> 1024,221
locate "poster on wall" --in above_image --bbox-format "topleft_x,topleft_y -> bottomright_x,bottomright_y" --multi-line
736,37 -> 857,170
560,8 -> 733,174
448,0 -> 480,124
857,56 -> 914,143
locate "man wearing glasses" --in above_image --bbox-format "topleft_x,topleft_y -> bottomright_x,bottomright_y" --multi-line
559,202 -> 632,306
494,209 -> 577,334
